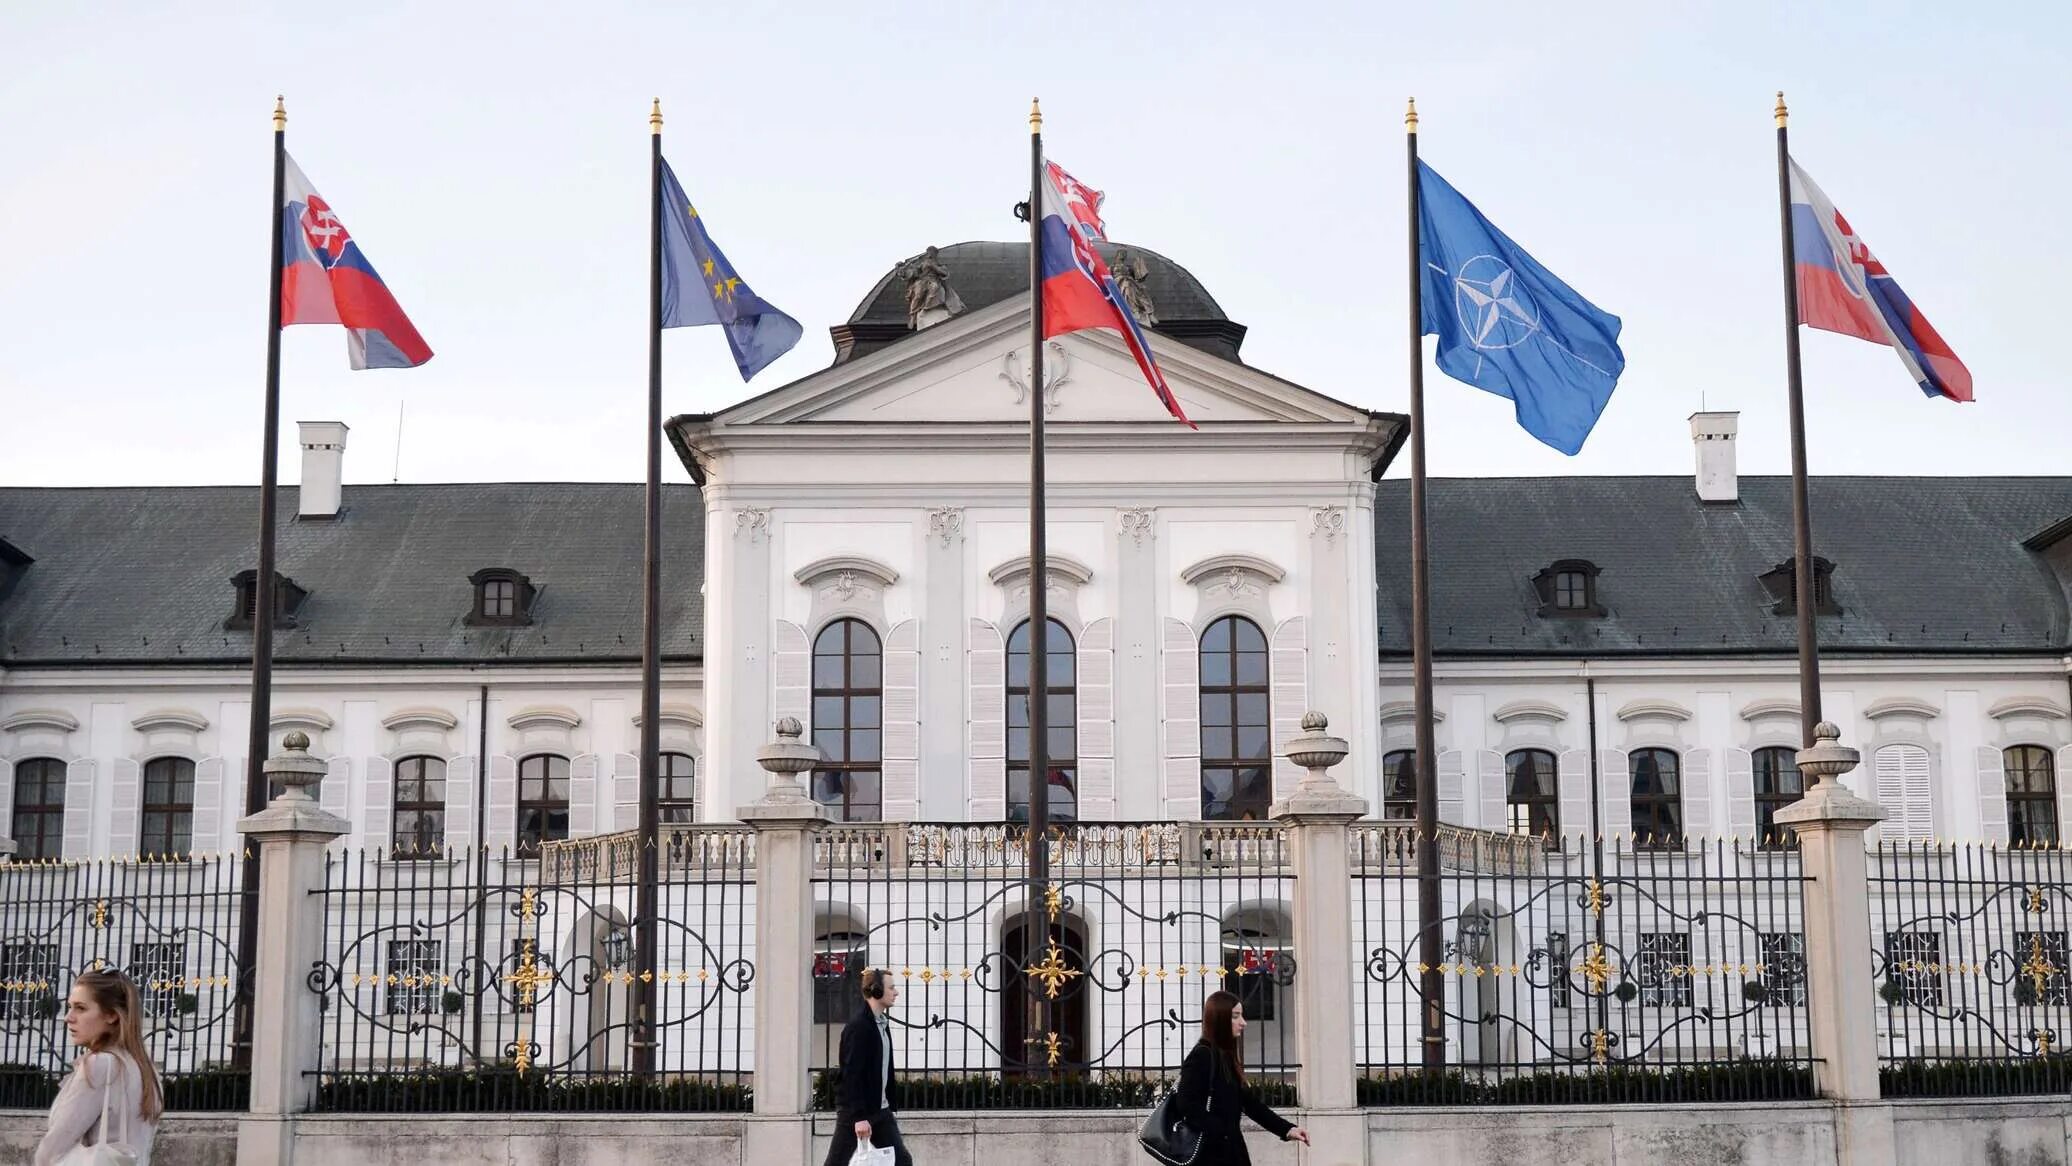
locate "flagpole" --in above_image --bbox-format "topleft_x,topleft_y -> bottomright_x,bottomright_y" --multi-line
633,97 -> 665,1080
1773,92 -> 1824,747
1404,97 -> 1445,1076
1022,96 -> 1054,1078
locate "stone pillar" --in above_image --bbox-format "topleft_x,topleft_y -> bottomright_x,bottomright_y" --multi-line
234,731 -> 348,1166
739,718 -> 829,1164
1775,720 -> 1890,1160
1271,713 -> 1369,1166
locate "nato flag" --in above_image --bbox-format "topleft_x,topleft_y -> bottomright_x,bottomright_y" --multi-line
1417,161 -> 1624,455
658,158 -> 802,381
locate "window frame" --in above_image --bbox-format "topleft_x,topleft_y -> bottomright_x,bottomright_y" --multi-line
1760,932 -> 1807,1008
811,618 -> 884,823
129,940 -> 187,1018
1505,748 -> 1560,839
1628,747 -> 1684,849
1007,617 -> 1078,824
1884,930 -> 1945,1008
1753,746 -> 1804,850
9,756 -> 67,861
384,938 -> 445,1016
2004,746 -> 2059,847
465,568 -> 535,627
391,755 -> 448,859
1382,749 -> 1418,821
659,751 -> 698,825
515,753 -> 571,858
1532,559 -> 1606,618
1198,615 -> 1274,822
1635,931 -> 1694,1008
0,943 -> 57,1021
139,756 -> 196,858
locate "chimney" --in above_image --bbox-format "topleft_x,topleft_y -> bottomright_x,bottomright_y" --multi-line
1689,411 -> 1738,503
298,421 -> 349,519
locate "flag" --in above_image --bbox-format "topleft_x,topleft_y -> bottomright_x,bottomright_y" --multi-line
1038,160 -> 1192,426
281,154 -> 432,369
1417,161 -> 1624,455
657,159 -> 802,381
1787,159 -> 1971,402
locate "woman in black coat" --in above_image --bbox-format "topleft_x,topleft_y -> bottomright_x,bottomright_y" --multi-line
1173,989 -> 1308,1165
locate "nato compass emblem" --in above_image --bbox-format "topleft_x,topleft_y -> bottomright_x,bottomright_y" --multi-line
1448,255 -> 1539,350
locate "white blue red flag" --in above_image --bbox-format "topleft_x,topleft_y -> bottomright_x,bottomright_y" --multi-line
1788,159 -> 1969,402
280,154 -> 433,369
1038,160 -> 1191,426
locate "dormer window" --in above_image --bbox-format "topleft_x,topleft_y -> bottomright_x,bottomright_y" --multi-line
467,568 -> 536,627
1759,557 -> 1841,617
226,570 -> 308,631
1531,559 -> 1605,618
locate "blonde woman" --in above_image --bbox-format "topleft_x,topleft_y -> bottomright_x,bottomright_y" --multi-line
36,969 -> 160,1166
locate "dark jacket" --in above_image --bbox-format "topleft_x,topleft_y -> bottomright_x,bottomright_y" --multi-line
834,1007 -> 901,1123
1174,1041 -> 1294,1166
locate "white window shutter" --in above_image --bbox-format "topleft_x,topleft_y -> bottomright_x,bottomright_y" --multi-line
1682,748 -> 1713,842
0,759 -> 13,842
108,758 -> 141,857
1558,749 -> 1591,848
1599,749 -> 1630,845
1269,617 -> 1309,799
968,619 -> 1006,820
773,619 -> 810,727
190,758 -> 226,855
610,753 -> 639,834
1076,618 -> 1116,820
2059,746 -> 2072,842
1161,617 -> 1201,819
484,755 -> 518,851
363,756 -> 394,851
1873,745 -> 1933,843
62,759 -> 95,860
1478,750 -> 1506,833
1438,749 -> 1465,826
1976,745 -> 2009,845
447,755 -> 480,850
883,620 -> 922,821
1724,748 -> 1757,842
321,756 -> 351,829
569,753 -> 599,837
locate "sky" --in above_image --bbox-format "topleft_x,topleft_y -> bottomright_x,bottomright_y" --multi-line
2,0 -> 2065,488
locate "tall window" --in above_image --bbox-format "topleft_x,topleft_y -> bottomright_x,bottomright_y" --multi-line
812,619 -> 883,822
10,757 -> 66,861
385,939 -> 444,1015
140,757 -> 195,857
1382,750 -> 1417,820
515,754 -> 570,857
812,928 -> 868,1024
129,941 -> 186,1018
1545,932 -> 1572,1010
1761,933 -> 1807,1007
1629,748 -> 1683,848
392,755 -> 446,858
1635,932 -> 1693,1007
1199,616 -> 1272,821
0,944 -> 57,1021
1506,749 -> 1559,838
1007,619 -> 1077,823
1884,930 -> 1945,1007
1752,747 -> 1803,850
659,752 -> 698,824
2004,746 -> 2059,846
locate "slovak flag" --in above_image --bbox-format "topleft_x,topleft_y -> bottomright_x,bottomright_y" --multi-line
281,154 -> 433,369
1038,161 -> 1192,426
1788,159 -> 1969,402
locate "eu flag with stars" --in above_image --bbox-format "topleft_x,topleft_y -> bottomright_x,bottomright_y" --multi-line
1417,161 -> 1625,455
658,158 -> 802,380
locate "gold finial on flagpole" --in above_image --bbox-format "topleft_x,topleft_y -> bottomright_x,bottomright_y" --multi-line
1774,91 -> 1788,129
1030,97 -> 1042,135
650,98 -> 663,135
1405,97 -> 1419,133
273,95 -> 287,133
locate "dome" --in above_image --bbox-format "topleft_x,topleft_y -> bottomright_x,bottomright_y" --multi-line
830,240 -> 1247,366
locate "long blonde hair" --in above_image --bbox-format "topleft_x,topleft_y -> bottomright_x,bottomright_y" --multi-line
73,969 -> 162,1121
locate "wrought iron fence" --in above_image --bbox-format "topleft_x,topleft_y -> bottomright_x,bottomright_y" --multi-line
808,821 -> 1298,1110
1354,828 -> 1815,1104
306,831 -> 755,1112
1870,840 -> 2072,1096
0,853 -> 249,1110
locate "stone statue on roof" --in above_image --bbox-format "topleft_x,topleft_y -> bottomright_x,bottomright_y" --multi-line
1111,248 -> 1157,325
900,246 -> 966,330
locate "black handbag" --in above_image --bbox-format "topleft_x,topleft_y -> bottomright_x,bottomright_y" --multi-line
1138,1079 -> 1205,1166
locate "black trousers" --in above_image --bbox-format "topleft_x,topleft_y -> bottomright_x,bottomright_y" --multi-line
823,1108 -> 913,1166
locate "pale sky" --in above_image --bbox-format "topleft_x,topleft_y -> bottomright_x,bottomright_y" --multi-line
3,1 -> 2064,488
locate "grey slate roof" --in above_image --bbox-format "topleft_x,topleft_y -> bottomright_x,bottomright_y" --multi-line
0,484 -> 704,666
1375,476 -> 2072,657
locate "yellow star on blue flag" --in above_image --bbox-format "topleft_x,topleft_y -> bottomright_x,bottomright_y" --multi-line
658,159 -> 802,380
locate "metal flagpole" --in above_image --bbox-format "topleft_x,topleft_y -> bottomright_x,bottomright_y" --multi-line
234,94 -> 291,1071
1773,92 -> 1825,747
1405,97 -> 1446,1076
1021,96 -> 1055,1078
633,98 -> 666,1078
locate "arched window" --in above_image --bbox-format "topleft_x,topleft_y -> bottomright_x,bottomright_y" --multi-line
1199,615 -> 1272,821
2005,746 -> 2059,846
1382,750 -> 1418,820
1629,748 -> 1682,848
812,618 -> 883,822
516,754 -> 570,856
812,921 -> 869,1025
392,755 -> 447,858
1753,746 -> 1803,850
1506,749 -> 1558,838
10,757 -> 66,861
140,757 -> 195,857
659,751 -> 697,824
1008,619 -> 1077,823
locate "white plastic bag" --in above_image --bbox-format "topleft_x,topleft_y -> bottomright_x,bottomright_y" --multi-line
849,1145 -> 896,1166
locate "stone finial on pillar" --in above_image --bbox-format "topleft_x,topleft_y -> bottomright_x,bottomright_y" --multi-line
1273,711 -> 1367,818
754,716 -> 820,806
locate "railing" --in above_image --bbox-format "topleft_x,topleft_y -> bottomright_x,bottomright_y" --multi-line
1869,840 -> 2072,1097
1354,833 -> 1815,1104
0,853 -> 249,1110
808,821 -> 1298,1109
306,841 -> 755,1112
538,825 -> 757,885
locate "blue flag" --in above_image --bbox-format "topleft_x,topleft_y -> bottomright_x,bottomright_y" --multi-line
658,158 -> 802,381
1417,161 -> 1624,455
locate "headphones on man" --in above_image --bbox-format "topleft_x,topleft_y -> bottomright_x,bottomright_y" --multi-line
861,968 -> 889,1000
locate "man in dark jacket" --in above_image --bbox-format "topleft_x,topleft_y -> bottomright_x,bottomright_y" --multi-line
823,968 -> 912,1166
